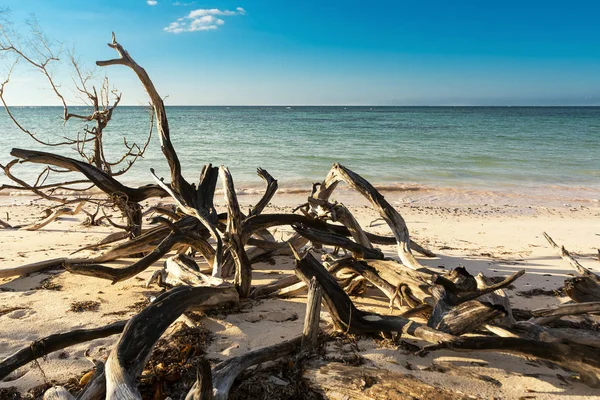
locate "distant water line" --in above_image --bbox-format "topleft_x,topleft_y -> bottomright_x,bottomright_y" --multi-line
0,106 -> 599,202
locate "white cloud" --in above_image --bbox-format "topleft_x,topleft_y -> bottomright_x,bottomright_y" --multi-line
147,0 -> 158,5
164,7 -> 245,33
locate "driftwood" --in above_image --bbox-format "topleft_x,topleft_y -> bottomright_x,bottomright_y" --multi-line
531,301 -> 600,318
564,277 -> 600,303
185,337 -> 303,400
103,286 -> 238,399
295,252 -> 600,387
43,387 -> 75,400
147,253 -> 226,288
20,201 -> 85,231
0,321 -> 126,380
543,232 -> 600,282
302,361 -> 469,400
428,286 -> 506,335
301,277 -> 323,352
185,359 -> 213,400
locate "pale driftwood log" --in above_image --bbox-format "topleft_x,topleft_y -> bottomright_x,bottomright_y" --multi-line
185,336 -> 302,400
0,321 -> 126,380
20,201 -> 85,231
0,217 -> 198,279
251,274 -> 300,298
531,301 -> 600,318
507,321 -> 600,348
147,254 -> 227,288
428,286 -> 506,335
0,257 -> 68,279
0,218 -> 12,228
302,361 -> 470,400
564,277 -> 600,303
43,387 -> 75,400
104,286 -> 239,399
301,277 -> 323,352
543,231 -> 600,282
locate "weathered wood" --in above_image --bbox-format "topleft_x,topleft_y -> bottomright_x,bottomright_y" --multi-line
564,277 -> 600,303
209,337 -> 302,400
65,231 -> 185,283
251,274 -> 300,298
0,321 -> 126,380
302,361 -> 469,400
509,321 -> 600,348
335,259 -> 416,309
249,168 -> 278,216
475,273 -> 516,326
294,252 -> 455,343
105,285 -> 239,399
293,223 -> 384,259
301,277 -> 323,352
43,387 -> 75,400
428,286 -> 506,335
11,148 -> 166,203
319,163 -> 423,269
423,336 -> 600,388
147,254 -> 227,288
221,166 -> 252,297
185,359 -> 214,400
435,269 -> 525,305
543,231 -> 600,282
20,201 -> 85,231
531,301 -> 600,318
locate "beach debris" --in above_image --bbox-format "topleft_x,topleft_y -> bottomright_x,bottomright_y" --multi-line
69,301 -> 100,313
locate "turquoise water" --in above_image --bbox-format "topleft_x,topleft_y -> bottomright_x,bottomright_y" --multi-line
1,106 -> 599,198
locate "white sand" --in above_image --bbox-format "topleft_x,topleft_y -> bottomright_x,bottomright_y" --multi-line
1,190 -> 599,399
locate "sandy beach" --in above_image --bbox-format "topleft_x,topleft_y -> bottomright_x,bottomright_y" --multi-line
0,187 -> 599,399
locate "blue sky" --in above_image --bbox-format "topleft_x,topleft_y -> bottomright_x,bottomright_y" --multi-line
1,0 -> 599,105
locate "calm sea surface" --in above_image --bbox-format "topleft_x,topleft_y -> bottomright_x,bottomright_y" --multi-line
1,106 -> 599,202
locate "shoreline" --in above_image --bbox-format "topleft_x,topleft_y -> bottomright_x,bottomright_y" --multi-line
2,178 -> 599,209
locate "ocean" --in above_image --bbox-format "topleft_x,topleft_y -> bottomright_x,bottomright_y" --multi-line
1,106 -> 599,204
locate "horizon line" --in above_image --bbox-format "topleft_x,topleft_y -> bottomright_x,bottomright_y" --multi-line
7,104 -> 600,108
